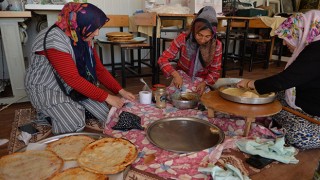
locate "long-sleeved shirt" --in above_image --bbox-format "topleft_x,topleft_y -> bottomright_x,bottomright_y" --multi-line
255,40 -> 320,116
39,48 -> 122,102
158,32 -> 222,85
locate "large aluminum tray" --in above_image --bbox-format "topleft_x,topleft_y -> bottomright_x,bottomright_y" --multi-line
16,132 -> 109,152
218,84 -> 276,104
146,117 -> 224,153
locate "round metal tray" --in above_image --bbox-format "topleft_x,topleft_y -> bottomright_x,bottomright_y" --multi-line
210,78 -> 243,90
218,84 -> 276,104
16,132 -> 109,152
146,117 -> 224,153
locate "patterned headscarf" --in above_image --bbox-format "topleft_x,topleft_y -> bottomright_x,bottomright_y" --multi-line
274,10 -> 320,109
186,6 -> 218,67
55,2 -> 109,84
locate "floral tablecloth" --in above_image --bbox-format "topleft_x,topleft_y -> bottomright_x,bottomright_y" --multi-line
104,98 -> 275,179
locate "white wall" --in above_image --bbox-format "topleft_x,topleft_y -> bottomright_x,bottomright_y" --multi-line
89,0 -> 142,15
23,0 -> 143,68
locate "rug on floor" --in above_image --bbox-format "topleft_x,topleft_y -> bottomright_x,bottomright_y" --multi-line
8,108 -> 104,153
8,108 -> 52,154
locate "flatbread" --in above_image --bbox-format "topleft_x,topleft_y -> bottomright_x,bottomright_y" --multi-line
106,32 -> 133,37
222,88 -> 260,98
0,150 -> 63,179
51,167 -> 107,180
222,88 -> 246,96
222,88 -> 275,98
46,135 -> 95,161
78,137 -> 138,174
242,91 -> 259,98
108,36 -> 133,41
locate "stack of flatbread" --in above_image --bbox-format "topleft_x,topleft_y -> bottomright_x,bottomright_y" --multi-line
0,135 -> 138,179
106,32 -> 134,42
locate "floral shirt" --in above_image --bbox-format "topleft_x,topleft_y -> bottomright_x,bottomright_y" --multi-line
158,32 -> 222,85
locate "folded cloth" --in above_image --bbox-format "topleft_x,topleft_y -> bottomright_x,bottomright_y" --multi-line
18,131 -> 32,145
235,137 -> 299,164
0,139 -> 9,146
112,111 -> 144,131
199,163 -> 250,180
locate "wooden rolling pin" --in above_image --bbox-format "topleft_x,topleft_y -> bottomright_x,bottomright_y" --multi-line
282,106 -> 320,125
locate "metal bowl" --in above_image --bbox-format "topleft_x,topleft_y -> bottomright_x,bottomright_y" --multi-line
171,92 -> 200,109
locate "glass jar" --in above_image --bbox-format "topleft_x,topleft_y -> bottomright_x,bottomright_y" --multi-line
152,84 -> 166,103
155,88 -> 166,108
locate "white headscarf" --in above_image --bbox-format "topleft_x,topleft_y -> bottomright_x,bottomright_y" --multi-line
274,10 -> 320,109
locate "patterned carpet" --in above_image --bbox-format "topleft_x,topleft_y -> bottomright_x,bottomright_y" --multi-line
8,108 -> 105,153
8,108 -> 52,153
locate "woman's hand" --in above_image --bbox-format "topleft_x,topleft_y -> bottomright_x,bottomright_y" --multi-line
196,81 -> 206,95
236,79 -> 255,90
171,71 -> 183,89
119,89 -> 135,101
105,95 -> 124,108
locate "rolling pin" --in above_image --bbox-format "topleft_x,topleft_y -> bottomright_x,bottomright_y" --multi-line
282,106 -> 320,125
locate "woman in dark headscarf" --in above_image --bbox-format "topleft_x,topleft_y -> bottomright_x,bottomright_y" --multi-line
25,3 -> 135,134
237,10 -> 320,149
158,6 -> 222,95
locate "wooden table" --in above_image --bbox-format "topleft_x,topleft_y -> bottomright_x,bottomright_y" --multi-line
201,90 -> 282,136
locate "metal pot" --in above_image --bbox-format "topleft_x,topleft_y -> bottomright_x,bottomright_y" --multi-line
171,92 -> 199,109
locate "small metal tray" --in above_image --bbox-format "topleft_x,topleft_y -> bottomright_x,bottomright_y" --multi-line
218,85 -> 276,104
146,117 -> 225,153
16,132 -> 109,152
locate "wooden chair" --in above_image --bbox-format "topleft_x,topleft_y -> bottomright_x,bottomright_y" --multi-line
246,38 -> 272,72
96,15 -> 130,77
219,19 -> 249,77
97,13 -> 158,87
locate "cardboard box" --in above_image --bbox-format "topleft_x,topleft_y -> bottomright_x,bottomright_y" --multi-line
236,9 -> 268,17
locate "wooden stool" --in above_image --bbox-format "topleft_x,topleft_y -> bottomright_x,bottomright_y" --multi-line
246,38 -> 272,72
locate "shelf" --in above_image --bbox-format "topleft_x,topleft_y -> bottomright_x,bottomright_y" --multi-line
25,4 -> 64,10
0,11 -> 31,18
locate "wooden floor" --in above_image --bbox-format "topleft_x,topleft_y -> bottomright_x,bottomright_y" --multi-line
0,61 -> 319,179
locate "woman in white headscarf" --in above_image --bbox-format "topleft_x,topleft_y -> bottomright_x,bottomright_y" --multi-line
237,10 -> 320,149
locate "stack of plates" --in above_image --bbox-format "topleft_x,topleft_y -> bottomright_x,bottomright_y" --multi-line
106,32 -> 134,42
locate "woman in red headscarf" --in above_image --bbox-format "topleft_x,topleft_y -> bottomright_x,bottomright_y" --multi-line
25,3 -> 135,134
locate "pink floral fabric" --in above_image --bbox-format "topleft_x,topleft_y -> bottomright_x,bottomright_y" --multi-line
103,97 -> 276,179
166,70 -> 211,96
274,10 -> 320,109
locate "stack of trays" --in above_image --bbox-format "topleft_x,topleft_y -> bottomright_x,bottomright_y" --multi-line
106,32 -> 134,42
